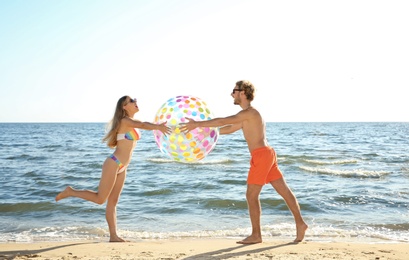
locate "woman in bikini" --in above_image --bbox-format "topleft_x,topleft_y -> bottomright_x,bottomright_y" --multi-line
55,95 -> 171,242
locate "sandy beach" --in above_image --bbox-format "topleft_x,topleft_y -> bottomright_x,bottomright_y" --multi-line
1,238 -> 408,260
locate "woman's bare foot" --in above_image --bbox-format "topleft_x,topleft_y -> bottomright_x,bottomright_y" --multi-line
294,222 -> 308,242
236,235 -> 262,245
55,186 -> 73,202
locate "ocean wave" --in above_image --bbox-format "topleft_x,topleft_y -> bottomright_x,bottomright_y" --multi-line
40,144 -> 63,150
373,223 -> 409,231
279,155 -> 359,166
301,224 -> 409,243
304,159 -> 358,165
0,202 -> 55,213
202,199 -> 248,210
299,166 -> 389,178
1,223 -> 407,243
5,154 -> 47,161
142,188 -> 175,196
0,226 -> 107,243
146,158 -> 234,165
218,179 -> 245,185
22,171 -> 38,177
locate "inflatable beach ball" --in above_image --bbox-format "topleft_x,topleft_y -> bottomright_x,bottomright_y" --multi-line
153,95 -> 219,163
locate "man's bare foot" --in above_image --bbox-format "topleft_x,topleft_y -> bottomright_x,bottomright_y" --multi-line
109,236 -> 127,242
55,186 -> 73,202
236,235 -> 262,245
294,222 -> 308,243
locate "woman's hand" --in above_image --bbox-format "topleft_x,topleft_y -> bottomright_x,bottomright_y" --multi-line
158,121 -> 172,135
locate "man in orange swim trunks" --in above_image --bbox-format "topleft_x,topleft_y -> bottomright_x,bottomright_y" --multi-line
181,80 -> 308,244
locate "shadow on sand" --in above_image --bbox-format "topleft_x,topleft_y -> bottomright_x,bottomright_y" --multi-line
184,241 -> 299,259
0,242 -> 99,259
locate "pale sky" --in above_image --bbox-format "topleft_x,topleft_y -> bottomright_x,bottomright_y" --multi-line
1,0 -> 408,123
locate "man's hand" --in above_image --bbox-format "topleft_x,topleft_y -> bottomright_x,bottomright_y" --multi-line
180,117 -> 197,133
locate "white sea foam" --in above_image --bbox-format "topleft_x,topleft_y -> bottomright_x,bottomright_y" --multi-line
1,223 -> 407,243
304,159 -> 358,165
147,158 -> 233,164
299,166 -> 390,178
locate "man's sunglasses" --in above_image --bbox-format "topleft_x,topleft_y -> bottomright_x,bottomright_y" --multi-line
232,89 -> 242,94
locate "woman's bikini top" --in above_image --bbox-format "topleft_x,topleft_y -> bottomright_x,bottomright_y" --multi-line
117,128 -> 141,141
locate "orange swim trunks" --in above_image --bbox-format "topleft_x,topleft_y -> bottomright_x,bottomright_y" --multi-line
247,146 -> 283,185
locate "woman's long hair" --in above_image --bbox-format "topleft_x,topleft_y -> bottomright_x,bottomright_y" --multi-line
103,96 -> 129,148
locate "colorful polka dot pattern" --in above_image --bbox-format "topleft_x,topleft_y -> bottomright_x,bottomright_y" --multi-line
153,96 -> 219,163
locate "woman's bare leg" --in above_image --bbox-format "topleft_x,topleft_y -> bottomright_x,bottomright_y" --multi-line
55,159 -> 118,205
106,170 -> 127,242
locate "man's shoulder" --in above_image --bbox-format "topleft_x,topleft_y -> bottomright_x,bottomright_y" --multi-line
248,107 -> 261,116
240,108 -> 262,123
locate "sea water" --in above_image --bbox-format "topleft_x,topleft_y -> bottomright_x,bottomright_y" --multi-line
0,122 -> 408,243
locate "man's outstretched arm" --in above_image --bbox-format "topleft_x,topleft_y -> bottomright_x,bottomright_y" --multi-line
181,112 -> 246,133
219,123 -> 242,135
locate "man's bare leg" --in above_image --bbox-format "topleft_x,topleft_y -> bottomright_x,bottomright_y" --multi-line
271,178 -> 308,242
237,184 -> 263,244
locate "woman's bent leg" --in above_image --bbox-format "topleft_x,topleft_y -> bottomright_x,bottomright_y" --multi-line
55,159 -> 118,204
